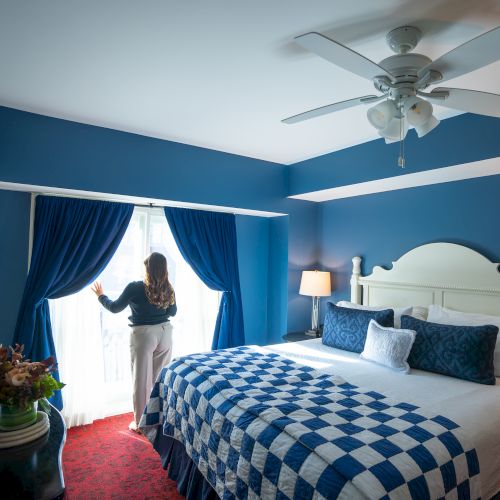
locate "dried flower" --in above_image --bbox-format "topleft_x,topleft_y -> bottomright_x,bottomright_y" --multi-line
0,344 -> 64,408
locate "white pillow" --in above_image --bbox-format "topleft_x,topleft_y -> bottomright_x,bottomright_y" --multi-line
360,320 -> 416,373
427,305 -> 500,376
336,301 -> 412,329
410,306 -> 428,321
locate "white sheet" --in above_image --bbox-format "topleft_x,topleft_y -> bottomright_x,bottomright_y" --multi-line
258,339 -> 500,499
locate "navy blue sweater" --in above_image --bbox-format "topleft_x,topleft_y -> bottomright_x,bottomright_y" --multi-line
98,281 -> 177,326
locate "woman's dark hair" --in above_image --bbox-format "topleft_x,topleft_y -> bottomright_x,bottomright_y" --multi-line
144,253 -> 175,308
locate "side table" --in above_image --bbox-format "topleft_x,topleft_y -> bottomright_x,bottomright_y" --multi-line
282,331 -> 317,342
0,404 -> 66,499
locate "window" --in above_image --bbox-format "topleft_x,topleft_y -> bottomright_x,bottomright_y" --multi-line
50,207 -> 219,425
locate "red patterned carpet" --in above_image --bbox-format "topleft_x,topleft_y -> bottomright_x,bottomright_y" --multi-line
63,412 -> 183,499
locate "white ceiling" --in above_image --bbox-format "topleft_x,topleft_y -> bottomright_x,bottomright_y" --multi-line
0,1 -> 499,165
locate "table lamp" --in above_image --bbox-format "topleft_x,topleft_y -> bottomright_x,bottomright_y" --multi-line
299,270 -> 331,336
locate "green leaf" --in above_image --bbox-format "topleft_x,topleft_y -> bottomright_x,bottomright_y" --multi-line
38,398 -> 51,415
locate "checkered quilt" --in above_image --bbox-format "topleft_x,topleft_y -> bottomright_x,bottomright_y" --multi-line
139,346 -> 481,499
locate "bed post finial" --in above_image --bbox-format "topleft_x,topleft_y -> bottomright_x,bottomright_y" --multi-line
351,256 -> 362,304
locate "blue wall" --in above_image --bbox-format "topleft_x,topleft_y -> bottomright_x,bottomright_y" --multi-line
0,106 -> 318,345
289,114 -> 500,195
0,106 -> 287,212
268,216 -> 289,343
0,190 -> 30,345
235,208 -> 319,344
3,106 -> 498,344
0,199 -> 285,347
285,113 -> 500,319
235,215 -> 270,345
319,175 -> 500,311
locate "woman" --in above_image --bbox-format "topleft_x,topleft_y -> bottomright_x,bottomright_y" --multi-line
91,252 -> 177,432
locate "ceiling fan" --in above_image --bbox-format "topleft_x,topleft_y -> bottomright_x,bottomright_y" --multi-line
283,26 -> 500,147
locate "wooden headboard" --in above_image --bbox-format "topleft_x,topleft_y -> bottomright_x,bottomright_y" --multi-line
350,243 -> 500,316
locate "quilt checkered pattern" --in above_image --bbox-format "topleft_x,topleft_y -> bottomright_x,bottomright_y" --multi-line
139,346 -> 481,499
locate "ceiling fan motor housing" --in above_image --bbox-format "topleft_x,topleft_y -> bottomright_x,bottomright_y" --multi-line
374,53 -> 435,96
379,53 -> 432,80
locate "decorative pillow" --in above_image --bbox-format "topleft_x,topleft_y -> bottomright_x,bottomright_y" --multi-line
322,303 -> 394,353
360,320 -> 416,373
336,301 -> 411,329
401,315 -> 498,385
427,305 -> 500,377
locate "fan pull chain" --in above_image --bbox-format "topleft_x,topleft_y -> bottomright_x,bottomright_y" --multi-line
398,115 -> 405,168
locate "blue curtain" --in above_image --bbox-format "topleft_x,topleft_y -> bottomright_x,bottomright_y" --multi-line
13,196 -> 134,409
164,208 -> 244,349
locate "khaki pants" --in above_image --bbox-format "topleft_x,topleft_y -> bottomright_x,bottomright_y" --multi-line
130,322 -> 173,425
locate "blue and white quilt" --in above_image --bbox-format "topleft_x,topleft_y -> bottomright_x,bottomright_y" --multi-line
140,346 -> 481,499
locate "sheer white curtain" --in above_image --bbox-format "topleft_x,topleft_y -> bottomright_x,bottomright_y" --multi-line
49,292 -> 106,428
50,207 -> 219,428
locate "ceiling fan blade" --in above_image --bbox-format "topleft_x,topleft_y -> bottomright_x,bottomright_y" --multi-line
427,87 -> 500,118
282,95 -> 381,124
295,32 -> 393,81
418,26 -> 500,83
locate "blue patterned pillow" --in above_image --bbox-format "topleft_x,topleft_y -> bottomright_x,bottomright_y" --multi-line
401,315 -> 498,385
322,303 -> 394,353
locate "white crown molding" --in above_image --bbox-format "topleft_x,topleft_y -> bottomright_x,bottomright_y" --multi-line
288,157 -> 500,202
0,181 -> 286,218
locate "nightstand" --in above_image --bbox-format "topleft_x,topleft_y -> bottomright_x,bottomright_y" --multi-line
0,404 -> 66,499
282,331 -> 317,342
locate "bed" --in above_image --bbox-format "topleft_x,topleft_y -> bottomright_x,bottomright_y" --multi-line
140,242 -> 500,499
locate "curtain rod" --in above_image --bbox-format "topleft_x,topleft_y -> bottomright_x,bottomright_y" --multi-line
32,192 -> 175,209
0,181 -> 285,218
31,192 -> 236,214
16,186 -> 288,218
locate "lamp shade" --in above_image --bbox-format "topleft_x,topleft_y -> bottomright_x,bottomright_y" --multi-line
367,100 -> 397,130
415,114 -> 439,137
404,96 -> 433,127
299,270 -> 331,297
378,117 -> 408,143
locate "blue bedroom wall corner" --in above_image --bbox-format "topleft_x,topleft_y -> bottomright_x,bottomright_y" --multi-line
286,201 -> 321,334
236,208 -> 315,346
235,215 -> 270,346
267,215 -> 289,344
0,106 -> 322,345
0,190 -> 30,345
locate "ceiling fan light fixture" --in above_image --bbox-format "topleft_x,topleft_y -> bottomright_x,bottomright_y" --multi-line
381,134 -> 399,144
415,114 -> 440,137
379,117 -> 408,142
404,97 -> 433,127
367,100 -> 397,130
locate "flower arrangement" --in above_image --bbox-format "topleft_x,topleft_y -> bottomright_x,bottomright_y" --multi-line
0,344 -> 64,410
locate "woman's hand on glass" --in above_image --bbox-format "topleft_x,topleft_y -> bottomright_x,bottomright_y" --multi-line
90,281 -> 104,297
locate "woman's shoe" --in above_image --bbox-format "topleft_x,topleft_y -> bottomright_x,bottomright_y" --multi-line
128,421 -> 141,434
